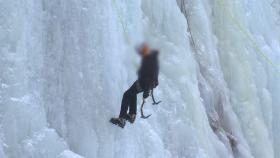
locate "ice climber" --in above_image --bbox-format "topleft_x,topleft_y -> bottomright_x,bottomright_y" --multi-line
110,43 -> 160,128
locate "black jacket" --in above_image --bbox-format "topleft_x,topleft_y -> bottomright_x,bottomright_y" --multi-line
138,50 -> 159,91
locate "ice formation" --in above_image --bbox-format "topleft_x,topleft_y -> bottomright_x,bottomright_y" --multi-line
0,0 -> 279,158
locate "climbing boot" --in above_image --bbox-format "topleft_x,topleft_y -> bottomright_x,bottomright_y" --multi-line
125,114 -> 136,124
110,117 -> 126,128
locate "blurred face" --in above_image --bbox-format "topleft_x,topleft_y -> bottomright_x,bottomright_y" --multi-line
137,44 -> 150,57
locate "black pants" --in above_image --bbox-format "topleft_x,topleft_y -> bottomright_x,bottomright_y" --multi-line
119,81 -> 143,118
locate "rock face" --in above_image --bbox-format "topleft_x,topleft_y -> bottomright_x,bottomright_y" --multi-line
0,0 -> 279,158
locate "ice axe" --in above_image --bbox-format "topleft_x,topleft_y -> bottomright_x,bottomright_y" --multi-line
140,99 -> 152,119
151,89 -> 161,105
140,89 -> 161,119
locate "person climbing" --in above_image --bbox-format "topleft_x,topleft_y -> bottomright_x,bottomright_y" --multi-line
110,43 -> 160,128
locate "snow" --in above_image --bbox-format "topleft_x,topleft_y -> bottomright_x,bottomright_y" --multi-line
0,0 -> 279,158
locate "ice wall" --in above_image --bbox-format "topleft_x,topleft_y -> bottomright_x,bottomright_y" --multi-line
0,0 -> 279,158
179,0 -> 280,158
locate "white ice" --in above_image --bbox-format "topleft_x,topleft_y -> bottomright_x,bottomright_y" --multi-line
0,0 -> 279,158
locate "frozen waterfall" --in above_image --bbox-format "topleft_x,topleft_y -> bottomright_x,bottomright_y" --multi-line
0,0 -> 280,158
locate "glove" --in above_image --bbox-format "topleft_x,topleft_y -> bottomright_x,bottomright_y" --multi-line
143,90 -> 150,99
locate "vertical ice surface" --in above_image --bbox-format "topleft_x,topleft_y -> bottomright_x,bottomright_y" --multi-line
179,0 -> 280,158
0,0 -> 81,157
57,150 -> 85,158
0,0 -> 279,158
178,0 -> 254,157
213,0 -> 279,158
